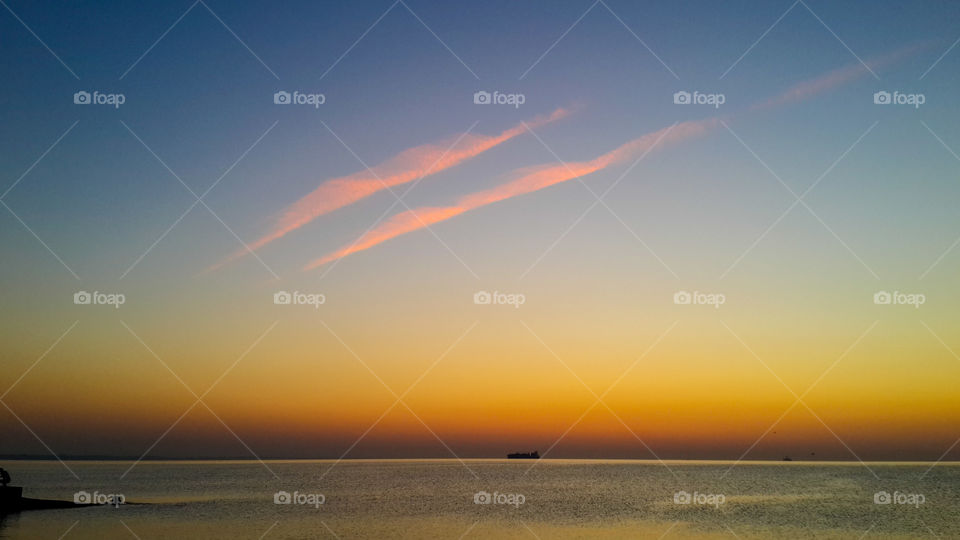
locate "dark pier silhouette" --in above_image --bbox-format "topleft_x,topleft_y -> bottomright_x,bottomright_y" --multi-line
0,468 -> 95,514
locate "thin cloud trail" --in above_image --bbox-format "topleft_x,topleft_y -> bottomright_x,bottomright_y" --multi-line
304,118 -> 719,269
302,43 -> 929,269
750,42 -> 929,111
207,107 -> 570,271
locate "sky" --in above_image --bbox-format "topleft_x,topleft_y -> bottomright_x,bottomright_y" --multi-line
2,0 -> 960,462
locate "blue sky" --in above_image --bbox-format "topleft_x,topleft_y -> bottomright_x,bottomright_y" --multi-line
2,0 -> 960,459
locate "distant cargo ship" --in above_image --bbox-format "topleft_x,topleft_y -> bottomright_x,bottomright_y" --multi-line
507,451 -> 539,459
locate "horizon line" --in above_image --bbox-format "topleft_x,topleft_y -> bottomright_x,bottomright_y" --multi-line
2,456 -> 958,464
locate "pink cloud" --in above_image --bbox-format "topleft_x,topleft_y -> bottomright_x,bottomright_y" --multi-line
207,107 -> 570,272
304,118 -> 718,269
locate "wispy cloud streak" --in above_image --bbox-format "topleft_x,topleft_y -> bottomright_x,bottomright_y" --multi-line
210,108 -> 569,271
750,43 -> 928,110
304,118 -> 718,269
303,43 -> 929,269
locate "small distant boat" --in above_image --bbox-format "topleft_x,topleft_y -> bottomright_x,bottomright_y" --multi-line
507,451 -> 539,459
782,456 -> 793,461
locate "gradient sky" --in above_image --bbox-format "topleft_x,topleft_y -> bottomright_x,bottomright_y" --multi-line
2,0 -> 960,462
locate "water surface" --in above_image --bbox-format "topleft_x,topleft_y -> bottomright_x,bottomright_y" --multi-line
0,460 -> 955,538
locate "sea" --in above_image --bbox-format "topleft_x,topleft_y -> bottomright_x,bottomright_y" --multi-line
0,460 -> 956,538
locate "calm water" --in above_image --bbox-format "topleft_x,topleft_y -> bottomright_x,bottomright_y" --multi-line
0,460 -> 956,538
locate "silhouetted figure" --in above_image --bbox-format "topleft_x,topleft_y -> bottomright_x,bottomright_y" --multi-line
0,469 -> 9,487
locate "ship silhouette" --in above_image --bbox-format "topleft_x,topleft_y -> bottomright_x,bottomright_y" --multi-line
507,451 -> 539,459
